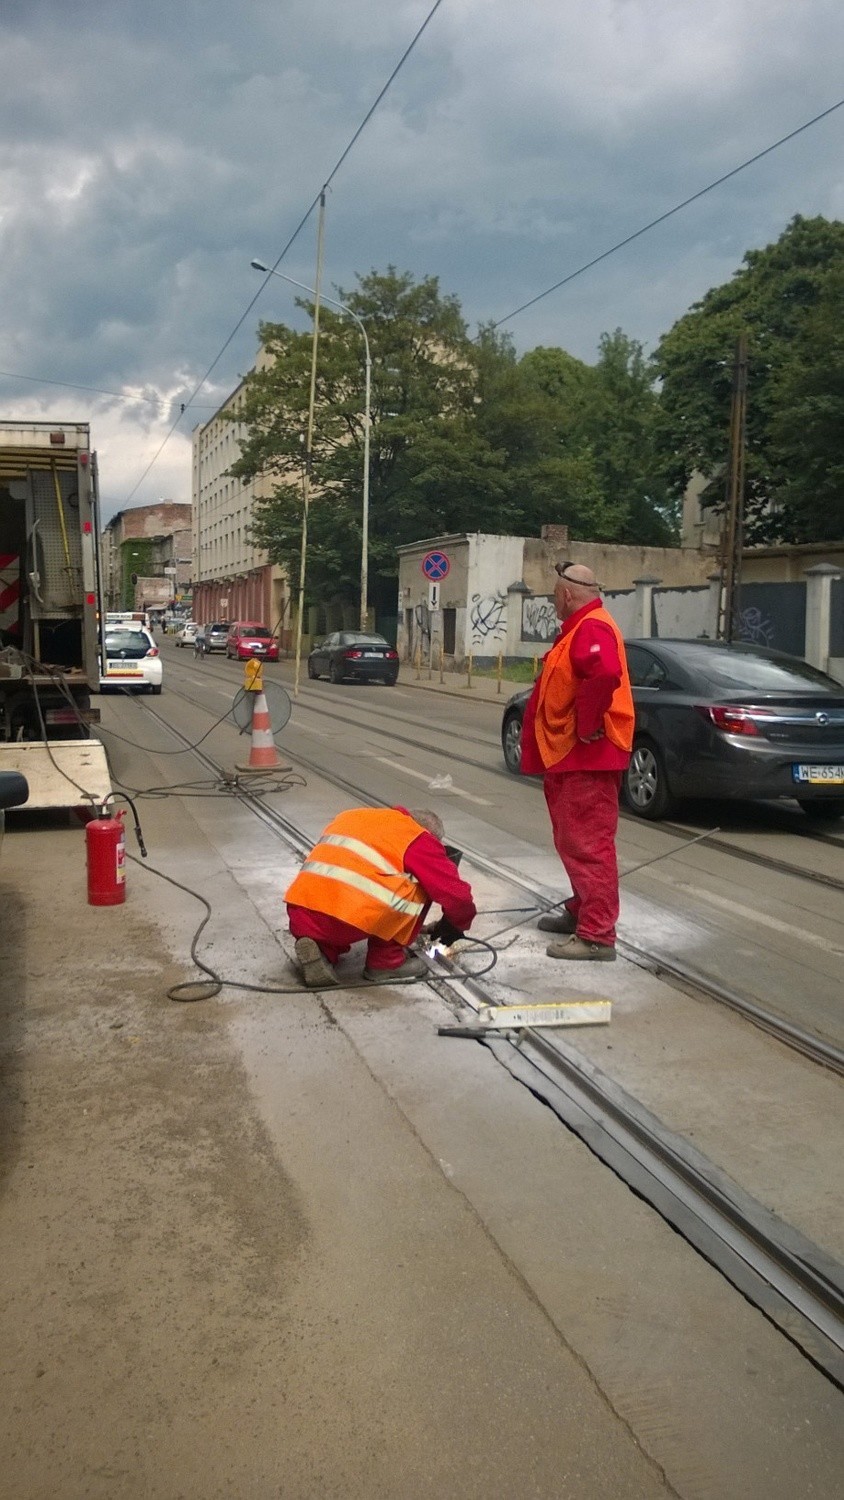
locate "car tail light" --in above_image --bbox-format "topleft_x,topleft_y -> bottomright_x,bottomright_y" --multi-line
145,646 -> 160,658
697,705 -> 767,736
344,649 -> 364,659
386,649 -> 398,660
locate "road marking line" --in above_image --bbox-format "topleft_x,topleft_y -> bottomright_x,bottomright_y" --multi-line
373,755 -> 491,805
647,868 -> 844,955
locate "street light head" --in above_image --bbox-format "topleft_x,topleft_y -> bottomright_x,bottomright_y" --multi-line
251,259 -> 269,273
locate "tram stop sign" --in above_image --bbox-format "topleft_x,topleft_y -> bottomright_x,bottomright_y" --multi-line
422,549 -> 450,583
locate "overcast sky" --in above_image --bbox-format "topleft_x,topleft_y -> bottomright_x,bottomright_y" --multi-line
2,0 -> 843,520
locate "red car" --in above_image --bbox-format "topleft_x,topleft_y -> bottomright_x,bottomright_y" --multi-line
226,622 -> 279,661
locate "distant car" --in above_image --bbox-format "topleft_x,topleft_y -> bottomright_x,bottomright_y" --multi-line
500,639 -> 844,822
308,632 -> 399,685
0,770 -> 29,854
174,621 -> 199,647
226,622 -> 279,661
100,626 -> 163,693
202,622 -> 229,653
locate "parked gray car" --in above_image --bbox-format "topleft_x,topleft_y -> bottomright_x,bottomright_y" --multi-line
500,639 -> 844,821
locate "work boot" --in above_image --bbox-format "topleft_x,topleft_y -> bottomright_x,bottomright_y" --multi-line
537,910 -> 576,935
546,935 -> 616,962
363,953 -> 428,984
294,936 -> 339,988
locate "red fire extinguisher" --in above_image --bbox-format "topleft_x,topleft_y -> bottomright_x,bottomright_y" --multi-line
86,802 -> 128,906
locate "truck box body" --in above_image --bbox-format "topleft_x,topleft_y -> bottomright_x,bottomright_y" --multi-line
0,421 -> 110,806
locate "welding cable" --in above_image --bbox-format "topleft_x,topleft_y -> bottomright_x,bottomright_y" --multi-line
126,853 -> 499,1001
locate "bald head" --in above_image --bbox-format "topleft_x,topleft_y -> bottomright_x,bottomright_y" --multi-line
554,561 -> 601,619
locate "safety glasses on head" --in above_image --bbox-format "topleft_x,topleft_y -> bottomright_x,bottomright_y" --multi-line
554,560 -> 603,591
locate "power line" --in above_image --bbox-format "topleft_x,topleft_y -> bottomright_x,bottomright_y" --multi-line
123,0 -> 447,505
489,95 -> 844,330
0,368 -> 218,409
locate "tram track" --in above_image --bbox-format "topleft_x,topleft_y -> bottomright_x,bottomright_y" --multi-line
136,669 -> 844,1069
132,689 -> 844,1391
164,652 -> 844,896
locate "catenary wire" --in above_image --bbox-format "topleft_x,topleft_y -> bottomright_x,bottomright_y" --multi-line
123,0 -> 447,505
489,95 -> 844,330
0,369 -> 218,409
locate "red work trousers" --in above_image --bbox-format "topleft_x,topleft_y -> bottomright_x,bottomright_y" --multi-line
543,770 -> 622,947
287,904 -> 413,971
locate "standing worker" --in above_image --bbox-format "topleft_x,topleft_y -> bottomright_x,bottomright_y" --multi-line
520,561 -> 634,961
286,806 -> 476,987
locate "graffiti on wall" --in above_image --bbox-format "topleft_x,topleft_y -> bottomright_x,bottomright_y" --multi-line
469,592 -> 507,646
735,606 -> 775,647
521,595 -> 558,644
413,602 -> 431,652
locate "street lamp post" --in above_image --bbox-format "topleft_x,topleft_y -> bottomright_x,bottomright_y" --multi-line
251,260 -> 372,632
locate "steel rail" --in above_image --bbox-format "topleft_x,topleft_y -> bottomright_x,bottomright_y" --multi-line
166,649 -> 844,890
132,692 -> 844,1389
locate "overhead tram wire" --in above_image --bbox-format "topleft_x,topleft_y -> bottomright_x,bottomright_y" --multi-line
122,0 -> 447,506
0,369 -> 218,410
488,95 -> 844,331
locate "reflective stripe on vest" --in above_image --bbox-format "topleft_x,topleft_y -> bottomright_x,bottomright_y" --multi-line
299,858 -> 426,919
320,832 -> 401,876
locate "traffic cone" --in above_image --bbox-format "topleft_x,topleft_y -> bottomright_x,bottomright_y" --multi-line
237,689 -> 282,771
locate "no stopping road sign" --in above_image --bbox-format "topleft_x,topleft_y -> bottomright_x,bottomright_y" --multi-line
422,549 -> 450,582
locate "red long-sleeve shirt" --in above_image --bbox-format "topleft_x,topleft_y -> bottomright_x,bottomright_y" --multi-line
521,599 -> 630,774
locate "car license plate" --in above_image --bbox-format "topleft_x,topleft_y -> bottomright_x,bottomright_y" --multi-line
107,666 -> 142,676
792,763 -> 844,785
363,651 -> 382,658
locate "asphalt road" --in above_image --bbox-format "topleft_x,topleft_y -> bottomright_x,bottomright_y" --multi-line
0,646 -> 841,1498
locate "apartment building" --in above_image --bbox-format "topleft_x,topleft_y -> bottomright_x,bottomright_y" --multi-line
101,501 -> 192,612
191,360 -> 287,637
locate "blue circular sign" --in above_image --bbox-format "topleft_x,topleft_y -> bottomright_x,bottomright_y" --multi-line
422,549 -> 450,582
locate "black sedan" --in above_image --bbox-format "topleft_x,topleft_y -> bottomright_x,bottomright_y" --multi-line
308,632 -> 399,685
500,639 -> 844,822
1,770 -> 29,851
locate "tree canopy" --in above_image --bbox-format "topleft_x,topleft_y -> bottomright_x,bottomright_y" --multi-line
231,269 -> 674,608
654,214 -> 844,543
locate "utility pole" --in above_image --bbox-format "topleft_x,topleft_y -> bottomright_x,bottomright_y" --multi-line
718,331 -> 748,643
292,190 -> 326,697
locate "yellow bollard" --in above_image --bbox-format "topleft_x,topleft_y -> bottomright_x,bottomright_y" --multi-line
428,638 -> 433,680
439,643 -> 444,685
467,651 -> 473,689
533,656 -> 538,680
244,657 -> 263,693
496,650 -> 503,694
414,644 -> 422,680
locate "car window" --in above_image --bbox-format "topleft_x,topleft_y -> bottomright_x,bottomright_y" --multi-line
241,626 -> 270,638
676,644 -> 840,692
340,633 -> 388,646
105,630 -> 150,657
626,645 -> 667,688
322,634 -> 339,648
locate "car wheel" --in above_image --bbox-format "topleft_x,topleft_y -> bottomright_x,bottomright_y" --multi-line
329,660 -> 344,684
622,740 -> 674,820
797,798 -> 844,822
151,684 -> 162,695
307,659 -> 318,679
501,711 -> 522,775
384,675 -> 397,686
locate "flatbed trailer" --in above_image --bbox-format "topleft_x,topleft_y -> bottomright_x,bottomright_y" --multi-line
0,421 -> 110,807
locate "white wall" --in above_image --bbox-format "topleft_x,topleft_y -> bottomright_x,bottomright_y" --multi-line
653,586 -> 709,639
465,535 -> 523,655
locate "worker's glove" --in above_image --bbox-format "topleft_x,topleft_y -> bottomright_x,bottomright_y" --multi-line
427,917 -> 464,946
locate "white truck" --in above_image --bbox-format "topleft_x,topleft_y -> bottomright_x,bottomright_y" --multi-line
0,421 -> 110,807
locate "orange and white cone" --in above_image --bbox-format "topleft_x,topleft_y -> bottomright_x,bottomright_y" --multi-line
238,689 -> 282,770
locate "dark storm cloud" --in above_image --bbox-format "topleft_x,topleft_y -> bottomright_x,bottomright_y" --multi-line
1,0 -> 843,512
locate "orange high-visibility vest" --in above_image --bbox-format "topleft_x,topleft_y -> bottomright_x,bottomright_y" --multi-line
533,606 -> 634,768
285,808 -> 428,945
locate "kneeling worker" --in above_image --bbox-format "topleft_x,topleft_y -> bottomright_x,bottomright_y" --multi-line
286,806 -> 476,988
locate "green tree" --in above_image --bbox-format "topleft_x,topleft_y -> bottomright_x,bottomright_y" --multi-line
654,214 -> 844,543
768,264 -> 844,540
231,267 -> 490,606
